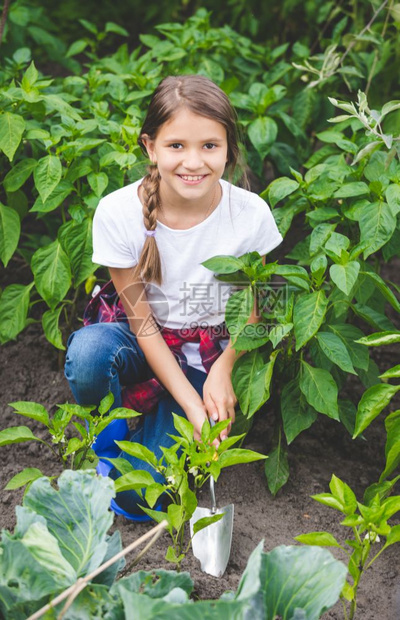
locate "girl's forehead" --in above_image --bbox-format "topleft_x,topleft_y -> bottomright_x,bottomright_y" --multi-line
157,108 -> 226,139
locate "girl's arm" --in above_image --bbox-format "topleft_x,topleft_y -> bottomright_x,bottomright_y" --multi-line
109,267 -> 208,440
202,256 -> 266,439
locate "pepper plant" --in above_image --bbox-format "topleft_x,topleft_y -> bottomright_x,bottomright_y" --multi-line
108,412 -> 267,570
0,392 -> 140,489
203,93 -> 400,494
295,459 -> 400,619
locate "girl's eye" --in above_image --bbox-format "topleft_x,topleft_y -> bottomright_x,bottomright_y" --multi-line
204,143 -> 216,150
169,143 -> 183,149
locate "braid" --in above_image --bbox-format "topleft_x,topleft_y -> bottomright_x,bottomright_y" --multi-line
132,166 -> 163,285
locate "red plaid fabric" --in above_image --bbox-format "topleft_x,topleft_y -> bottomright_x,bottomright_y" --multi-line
83,280 -> 229,413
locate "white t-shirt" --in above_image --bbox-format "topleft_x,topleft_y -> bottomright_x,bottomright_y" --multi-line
92,178 -> 282,372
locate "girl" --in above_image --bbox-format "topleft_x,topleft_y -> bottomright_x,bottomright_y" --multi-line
64,75 -> 282,519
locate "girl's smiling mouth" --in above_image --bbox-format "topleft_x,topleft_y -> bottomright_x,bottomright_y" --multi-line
178,174 -> 208,183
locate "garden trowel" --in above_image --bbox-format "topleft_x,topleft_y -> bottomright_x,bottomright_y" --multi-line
189,464 -> 234,578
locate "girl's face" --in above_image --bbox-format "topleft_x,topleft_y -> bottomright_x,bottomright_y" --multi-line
141,108 -> 228,207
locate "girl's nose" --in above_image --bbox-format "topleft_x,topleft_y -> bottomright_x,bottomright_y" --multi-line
182,149 -> 203,170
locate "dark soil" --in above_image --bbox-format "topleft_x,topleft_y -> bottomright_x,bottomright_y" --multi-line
0,322 -> 399,619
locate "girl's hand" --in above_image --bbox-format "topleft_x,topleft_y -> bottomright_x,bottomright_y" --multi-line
202,359 -> 237,441
183,401 -> 208,442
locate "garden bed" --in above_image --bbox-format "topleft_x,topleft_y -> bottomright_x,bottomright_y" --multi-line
0,322 -> 399,619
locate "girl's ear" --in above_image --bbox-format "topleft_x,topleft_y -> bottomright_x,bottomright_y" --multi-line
140,134 -> 156,163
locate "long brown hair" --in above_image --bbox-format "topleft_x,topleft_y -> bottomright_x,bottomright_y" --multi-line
134,74 -> 245,285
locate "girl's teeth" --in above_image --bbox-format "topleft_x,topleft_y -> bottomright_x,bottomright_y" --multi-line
181,175 -> 203,181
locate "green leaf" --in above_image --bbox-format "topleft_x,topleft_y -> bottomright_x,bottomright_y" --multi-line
293,290 -> 328,350
281,378 -> 318,444
31,240 -> 71,309
172,413 -> 193,443
33,155 -> 62,203
4,467 -> 44,490
0,283 -> 34,343
248,116 -> 278,159
334,182 -> 370,198
300,361 -> 339,420
0,203 -> 20,267
356,331 -> 400,346
226,287 -> 254,342
98,392 -> 114,415
167,503 -> 185,531
315,332 -> 356,374
66,39 -> 88,57
88,172 -> 109,198
145,483 -> 165,508
105,21 -> 129,36
219,448 -> 267,468
269,323 -> 293,348
31,180 -> 73,213
21,521 -> 77,584
0,425 -> 39,447
311,492 -> 344,512
42,306 -> 65,350
232,322 -> 270,351
24,470 -> 115,576
385,524 -> 400,548
360,270 -> 400,313
379,365 -> 400,379
353,384 -> 400,438
192,513 -> 224,537
260,545 -> 347,618
295,532 -> 342,547
3,158 -> 37,192
232,350 -> 267,417
0,112 -> 25,161
264,430 -> 289,495
386,184 -> 400,215
114,470 -> 156,493
359,201 -> 396,258
352,303 -> 395,332
165,545 -> 185,564
201,255 -> 244,274
310,223 -> 336,255
9,401 -> 50,426
102,457 -> 134,476
21,61 -> 38,89
266,177 -> 299,208
330,262 -> 360,296
328,323 -> 369,371
115,441 -> 158,468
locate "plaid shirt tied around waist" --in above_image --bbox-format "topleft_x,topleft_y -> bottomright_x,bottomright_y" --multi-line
83,280 -> 229,414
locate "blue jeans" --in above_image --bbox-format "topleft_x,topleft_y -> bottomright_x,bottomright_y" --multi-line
64,322 -> 207,516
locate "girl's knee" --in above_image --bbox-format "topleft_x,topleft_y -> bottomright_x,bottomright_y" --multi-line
64,324 -> 113,384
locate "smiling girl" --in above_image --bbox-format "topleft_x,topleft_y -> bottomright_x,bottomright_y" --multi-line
64,75 -> 282,519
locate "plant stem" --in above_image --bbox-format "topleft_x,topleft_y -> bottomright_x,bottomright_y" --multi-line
38,438 -> 60,461
365,0 -> 394,95
340,0 -> 389,67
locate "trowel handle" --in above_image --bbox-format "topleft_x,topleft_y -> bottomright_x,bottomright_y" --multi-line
209,418 -> 217,515
209,475 -> 217,515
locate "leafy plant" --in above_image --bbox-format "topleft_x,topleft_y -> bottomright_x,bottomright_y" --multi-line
0,472 -> 347,620
202,89 -> 400,494
0,392 -> 140,488
0,469 -> 123,620
295,469 -> 400,620
109,412 -> 267,570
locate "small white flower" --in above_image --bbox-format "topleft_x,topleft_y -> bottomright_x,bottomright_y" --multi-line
364,532 -> 380,544
166,475 -> 176,486
189,467 -> 199,476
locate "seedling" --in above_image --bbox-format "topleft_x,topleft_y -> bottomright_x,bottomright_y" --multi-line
0,392 -> 140,490
109,413 -> 267,570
